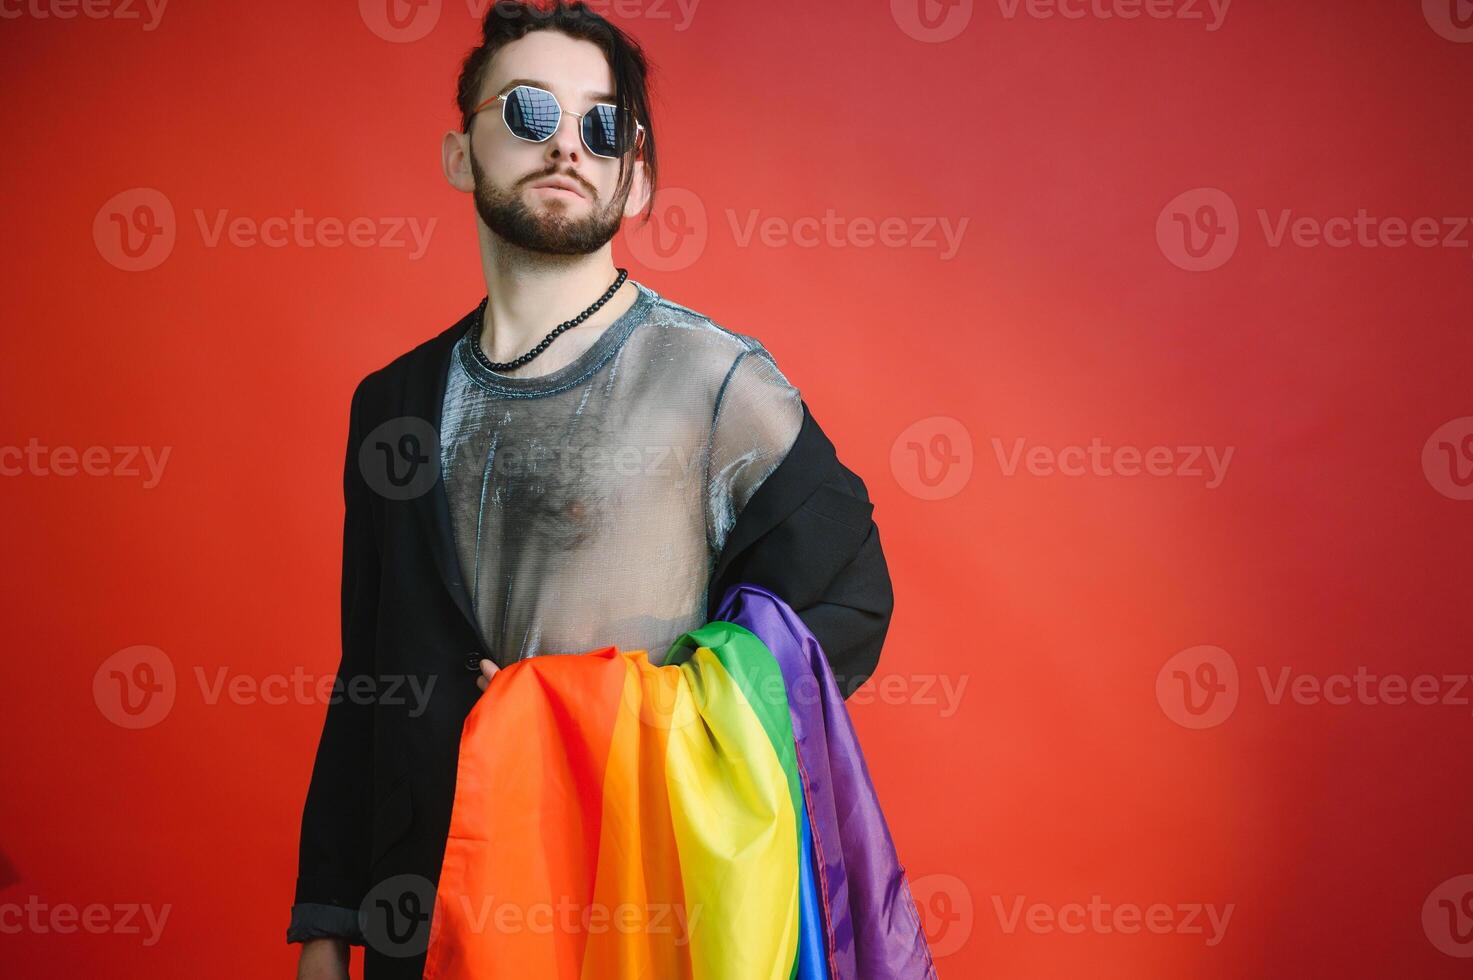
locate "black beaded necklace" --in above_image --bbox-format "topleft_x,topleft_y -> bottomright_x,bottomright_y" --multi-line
469,268 -> 630,373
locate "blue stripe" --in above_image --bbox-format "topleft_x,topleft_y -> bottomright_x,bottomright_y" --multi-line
794,784 -> 830,980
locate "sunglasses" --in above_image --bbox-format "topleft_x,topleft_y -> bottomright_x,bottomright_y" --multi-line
470,84 -> 645,160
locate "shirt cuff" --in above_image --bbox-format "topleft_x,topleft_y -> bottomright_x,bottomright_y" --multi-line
286,902 -> 364,945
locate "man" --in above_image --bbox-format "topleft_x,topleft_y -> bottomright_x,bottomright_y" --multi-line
289,4 -> 894,978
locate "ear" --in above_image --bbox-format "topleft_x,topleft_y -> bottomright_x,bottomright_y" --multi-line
442,129 -> 476,194
621,156 -> 652,219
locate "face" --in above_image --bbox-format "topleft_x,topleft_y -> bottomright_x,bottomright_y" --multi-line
451,30 -> 648,256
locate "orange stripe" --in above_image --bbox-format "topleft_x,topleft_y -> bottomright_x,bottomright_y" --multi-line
580,655 -> 693,979
425,647 -> 629,978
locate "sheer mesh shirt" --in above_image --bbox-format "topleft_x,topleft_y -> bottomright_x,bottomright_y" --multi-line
438,280 -> 803,668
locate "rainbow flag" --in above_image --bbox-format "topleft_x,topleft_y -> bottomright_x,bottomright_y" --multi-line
422,584 -> 936,980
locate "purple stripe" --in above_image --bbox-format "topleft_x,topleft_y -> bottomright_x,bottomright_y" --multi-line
719,584 -> 937,980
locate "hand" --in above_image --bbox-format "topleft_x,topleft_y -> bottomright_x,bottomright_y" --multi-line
476,657 -> 500,691
296,937 -> 349,980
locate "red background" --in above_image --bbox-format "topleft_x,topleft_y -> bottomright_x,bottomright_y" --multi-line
2,0 -> 1471,976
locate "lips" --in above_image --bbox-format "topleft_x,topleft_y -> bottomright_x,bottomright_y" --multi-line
529,177 -> 585,198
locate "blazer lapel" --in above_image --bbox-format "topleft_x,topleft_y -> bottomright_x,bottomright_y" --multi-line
402,308 -> 489,657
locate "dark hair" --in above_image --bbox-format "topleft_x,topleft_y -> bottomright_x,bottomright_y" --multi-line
455,0 -> 658,224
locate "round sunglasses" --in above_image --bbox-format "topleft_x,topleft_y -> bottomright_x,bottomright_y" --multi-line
470,84 -> 645,160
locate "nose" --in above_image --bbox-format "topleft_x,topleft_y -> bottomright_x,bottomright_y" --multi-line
546,108 -> 584,164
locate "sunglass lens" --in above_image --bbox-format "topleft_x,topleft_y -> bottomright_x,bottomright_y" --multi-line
503,86 -> 560,141
583,104 -> 629,157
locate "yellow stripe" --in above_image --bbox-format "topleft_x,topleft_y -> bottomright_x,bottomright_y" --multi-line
665,647 -> 799,980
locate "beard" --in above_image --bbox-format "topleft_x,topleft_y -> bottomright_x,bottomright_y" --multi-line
470,151 -> 625,256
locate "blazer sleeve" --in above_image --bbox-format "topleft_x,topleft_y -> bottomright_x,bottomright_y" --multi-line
790,459 -> 895,699
712,442 -> 896,700
286,378 -> 380,945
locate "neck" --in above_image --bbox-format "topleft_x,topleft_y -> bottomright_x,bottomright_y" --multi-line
476,236 -> 637,376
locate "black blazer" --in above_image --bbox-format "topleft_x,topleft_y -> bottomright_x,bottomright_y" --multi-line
287,307 -> 896,979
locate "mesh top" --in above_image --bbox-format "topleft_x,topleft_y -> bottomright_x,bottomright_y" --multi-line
439,280 -> 804,668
